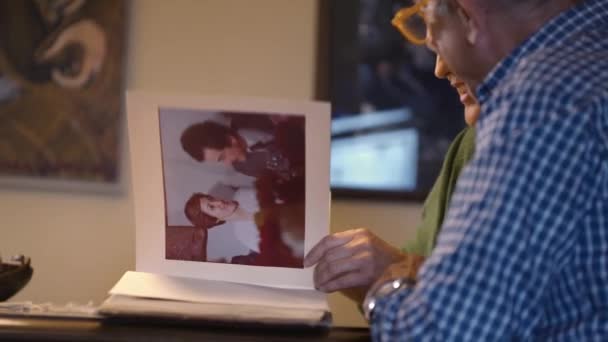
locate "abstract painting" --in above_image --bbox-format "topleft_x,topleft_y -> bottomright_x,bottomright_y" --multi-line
0,0 -> 127,191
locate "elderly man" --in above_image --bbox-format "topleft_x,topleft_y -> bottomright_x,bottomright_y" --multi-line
355,0 -> 608,340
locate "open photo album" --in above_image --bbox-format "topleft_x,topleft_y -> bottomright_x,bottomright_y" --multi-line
99,92 -> 332,328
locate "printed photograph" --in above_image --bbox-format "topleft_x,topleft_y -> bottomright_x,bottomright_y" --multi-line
0,0 -> 127,188
159,108 -> 306,269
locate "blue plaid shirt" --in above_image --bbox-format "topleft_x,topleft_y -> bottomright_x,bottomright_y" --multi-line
372,0 -> 608,340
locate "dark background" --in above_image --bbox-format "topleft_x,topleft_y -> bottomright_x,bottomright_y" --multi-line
317,0 -> 466,201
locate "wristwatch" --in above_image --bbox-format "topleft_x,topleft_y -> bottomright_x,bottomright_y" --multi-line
362,277 -> 415,321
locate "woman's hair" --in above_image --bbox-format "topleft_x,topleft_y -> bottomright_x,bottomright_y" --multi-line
184,193 -> 226,229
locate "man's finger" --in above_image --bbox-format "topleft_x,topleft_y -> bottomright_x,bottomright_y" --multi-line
315,258 -> 361,289
304,230 -> 358,267
312,238 -> 368,286
315,251 -> 371,288
319,271 -> 369,293
319,237 -> 369,264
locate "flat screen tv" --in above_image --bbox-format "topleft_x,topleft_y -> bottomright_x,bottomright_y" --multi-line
327,0 -> 466,201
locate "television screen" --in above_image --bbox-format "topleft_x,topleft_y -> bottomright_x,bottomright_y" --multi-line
329,0 -> 466,200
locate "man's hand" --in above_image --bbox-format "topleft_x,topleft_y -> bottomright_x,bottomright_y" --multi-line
304,228 -> 407,297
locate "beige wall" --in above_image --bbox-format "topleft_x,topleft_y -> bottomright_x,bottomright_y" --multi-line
0,0 -> 422,327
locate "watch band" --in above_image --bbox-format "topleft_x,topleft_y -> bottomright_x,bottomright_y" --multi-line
362,277 -> 415,321
362,254 -> 425,321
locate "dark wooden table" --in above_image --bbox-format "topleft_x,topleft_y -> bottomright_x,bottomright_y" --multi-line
0,315 -> 371,341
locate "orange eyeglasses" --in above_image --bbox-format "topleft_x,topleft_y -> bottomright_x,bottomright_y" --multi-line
391,0 -> 429,45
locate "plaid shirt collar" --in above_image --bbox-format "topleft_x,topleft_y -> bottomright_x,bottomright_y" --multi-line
477,0 -> 608,107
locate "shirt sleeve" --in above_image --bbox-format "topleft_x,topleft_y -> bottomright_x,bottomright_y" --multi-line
372,113 -> 597,340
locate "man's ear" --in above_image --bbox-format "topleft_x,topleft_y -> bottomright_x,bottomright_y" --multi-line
455,1 -> 479,44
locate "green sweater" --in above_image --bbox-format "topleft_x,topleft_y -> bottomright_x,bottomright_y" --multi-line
403,127 -> 476,257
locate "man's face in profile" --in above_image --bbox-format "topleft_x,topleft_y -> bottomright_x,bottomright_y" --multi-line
202,135 -> 246,166
423,0 -> 482,90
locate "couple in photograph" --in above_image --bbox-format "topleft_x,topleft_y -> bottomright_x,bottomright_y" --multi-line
180,113 -> 306,267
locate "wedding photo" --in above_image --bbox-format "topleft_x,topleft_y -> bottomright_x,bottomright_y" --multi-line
159,107 -> 307,269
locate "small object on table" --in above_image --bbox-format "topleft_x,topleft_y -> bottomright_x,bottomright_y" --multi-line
0,300 -> 100,319
0,254 -> 33,301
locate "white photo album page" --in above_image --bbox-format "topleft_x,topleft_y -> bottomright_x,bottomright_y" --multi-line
126,92 -> 330,290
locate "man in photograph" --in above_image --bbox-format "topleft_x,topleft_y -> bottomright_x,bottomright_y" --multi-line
180,120 -> 293,180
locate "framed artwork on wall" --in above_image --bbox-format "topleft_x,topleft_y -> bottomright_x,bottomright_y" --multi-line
0,0 -> 127,192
